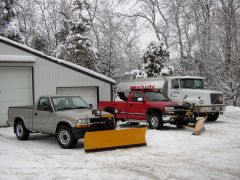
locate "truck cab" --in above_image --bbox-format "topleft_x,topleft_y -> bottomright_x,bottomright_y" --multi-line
166,76 -> 226,121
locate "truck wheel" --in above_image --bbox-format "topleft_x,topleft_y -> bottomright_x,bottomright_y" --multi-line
57,125 -> 78,149
15,121 -> 29,140
206,112 -> 219,121
148,113 -> 163,130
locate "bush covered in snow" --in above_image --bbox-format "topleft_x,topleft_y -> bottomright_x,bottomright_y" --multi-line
130,42 -> 173,79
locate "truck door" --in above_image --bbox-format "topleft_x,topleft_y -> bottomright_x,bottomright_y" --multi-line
168,78 -> 183,103
33,97 -> 55,133
127,91 -> 146,120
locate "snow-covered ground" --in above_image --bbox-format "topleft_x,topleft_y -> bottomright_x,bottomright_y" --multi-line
0,107 -> 240,180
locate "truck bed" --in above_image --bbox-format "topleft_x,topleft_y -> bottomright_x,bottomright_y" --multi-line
98,101 -> 128,120
98,101 -> 127,111
9,105 -> 35,109
8,106 -> 34,130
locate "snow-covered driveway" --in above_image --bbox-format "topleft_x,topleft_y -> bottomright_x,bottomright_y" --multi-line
0,107 -> 240,180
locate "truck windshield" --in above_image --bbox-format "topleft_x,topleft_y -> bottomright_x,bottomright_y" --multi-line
51,96 -> 90,111
144,91 -> 168,101
180,79 -> 204,89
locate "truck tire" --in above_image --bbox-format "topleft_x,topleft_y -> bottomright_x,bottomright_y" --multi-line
56,125 -> 78,149
148,113 -> 163,130
206,112 -> 219,121
15,121 -> 29,140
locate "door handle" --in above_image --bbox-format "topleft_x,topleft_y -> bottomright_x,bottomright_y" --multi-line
34,112 -> 38,116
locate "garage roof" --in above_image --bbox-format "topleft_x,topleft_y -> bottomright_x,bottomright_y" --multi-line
0,36 -> 116,85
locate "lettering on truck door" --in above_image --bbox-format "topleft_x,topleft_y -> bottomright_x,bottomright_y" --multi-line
33,97 -> 55,133
127,92 -> 146,120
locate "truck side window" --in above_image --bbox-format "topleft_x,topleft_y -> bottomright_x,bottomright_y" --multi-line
131,92 -> 143,102
171,79 -> 179,89
37,98 -> 52,111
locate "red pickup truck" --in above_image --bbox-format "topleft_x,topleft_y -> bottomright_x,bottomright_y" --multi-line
99,89 -> 189,129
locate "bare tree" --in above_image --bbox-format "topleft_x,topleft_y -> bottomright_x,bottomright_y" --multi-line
118,0 -> 170,48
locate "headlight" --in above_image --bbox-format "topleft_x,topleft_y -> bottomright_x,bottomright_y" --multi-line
199,99 -> 204,104
165,106 -> 175,111
77,119 -> 90,124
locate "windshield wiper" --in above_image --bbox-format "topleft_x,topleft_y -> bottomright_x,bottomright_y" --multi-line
57,107 -> 73,111
150,99 -> 169,101
72,106 -> 90,109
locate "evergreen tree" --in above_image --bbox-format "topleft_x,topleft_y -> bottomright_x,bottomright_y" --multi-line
141,42 -> 171,77
0,0 -> 22,42
54,0 -> 96,70
31,34 -> 48,54
96,43 -> 113,77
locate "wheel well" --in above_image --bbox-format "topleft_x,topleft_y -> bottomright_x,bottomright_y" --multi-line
147,108 -> 162,118
55,122 -> 72,139
56,122 -> 71,133
104,106 -> 115,114
14,118 -> 23,133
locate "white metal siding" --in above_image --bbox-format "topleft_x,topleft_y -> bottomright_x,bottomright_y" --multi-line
56,87 -> 98,108
33,59 -> 111,103
0,67 -> 33,125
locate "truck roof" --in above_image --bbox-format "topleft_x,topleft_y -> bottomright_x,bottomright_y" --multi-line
39,95 -> 81,98
168,76 -> 204,79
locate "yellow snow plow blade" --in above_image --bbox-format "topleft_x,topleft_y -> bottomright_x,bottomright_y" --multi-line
193,117 -> 206,135
84,127 -> 147,152
183,117 -> 206,135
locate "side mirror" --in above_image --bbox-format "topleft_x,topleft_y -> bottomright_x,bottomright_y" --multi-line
89,104 -> 93,108
137,97 -> 144,102
183,95 -> 188,100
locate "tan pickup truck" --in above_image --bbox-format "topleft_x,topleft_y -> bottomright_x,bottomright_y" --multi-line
7,95 -> 115,149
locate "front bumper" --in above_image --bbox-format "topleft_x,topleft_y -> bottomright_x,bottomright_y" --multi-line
72,128 -> 85,139
194,105 -> 226,113
72,125 -> 113,139
72,116 -> 115,139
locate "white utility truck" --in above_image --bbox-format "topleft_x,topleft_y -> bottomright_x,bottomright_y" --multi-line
116,76 -> 226,121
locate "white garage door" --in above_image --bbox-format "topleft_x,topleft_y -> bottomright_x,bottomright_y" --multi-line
56,87 -> 98,109
0,67 -> 33,126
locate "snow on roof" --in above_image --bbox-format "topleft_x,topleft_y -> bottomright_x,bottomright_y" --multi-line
0,36 -> 116,84
0,55 -> 36,62
169,76 -> 204,79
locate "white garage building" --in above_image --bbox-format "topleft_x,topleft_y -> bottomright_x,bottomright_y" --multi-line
0,36 -> 115,126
